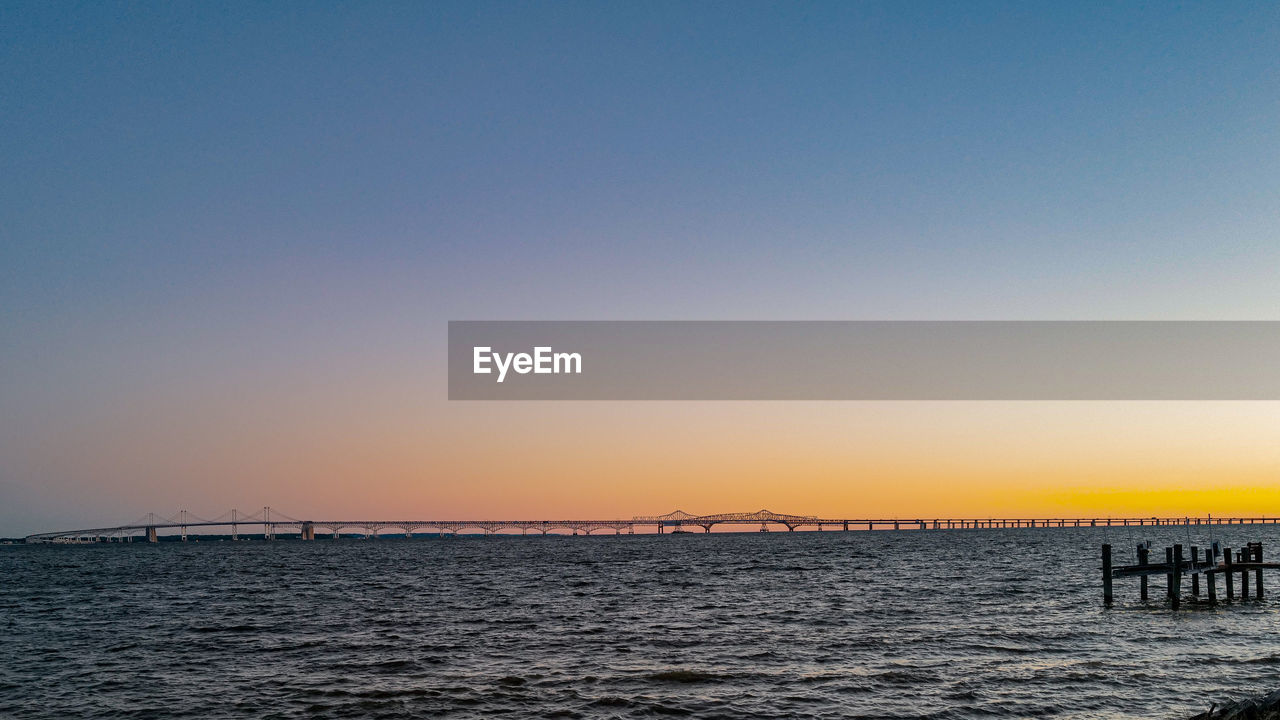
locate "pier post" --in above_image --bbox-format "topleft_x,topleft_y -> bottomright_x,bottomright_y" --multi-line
1138,544 -> 1149,600
1165,547 -> 1175,599
1172,544 -> 1183,610
1102,544 -> 1113,606
1191,546 -> 1200,597
1240,549 -> 1250,600
1208,557 -> 1218,603
1225,548 -> 1235,600
1255,543 -> 1264,598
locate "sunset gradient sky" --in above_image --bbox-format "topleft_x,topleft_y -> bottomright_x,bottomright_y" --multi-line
3,2 -> 1280,535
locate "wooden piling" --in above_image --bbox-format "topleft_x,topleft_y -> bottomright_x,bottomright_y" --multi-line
1191,546 -> 1200,597
1102,543 -> 1113,606
1225,548 -> 1234,600
1172,544 -> 1183,610
1208,556 -> 1218,603
1240,549 -> 1250,600
1138,544 -> 1149,601
1255,543 -> 1264,598
1165,546 -> 1175,598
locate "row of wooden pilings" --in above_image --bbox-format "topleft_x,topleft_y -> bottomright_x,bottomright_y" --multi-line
1103,542 -> 1267,609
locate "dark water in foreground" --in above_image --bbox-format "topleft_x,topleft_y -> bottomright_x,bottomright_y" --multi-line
5,527 -> 1280,719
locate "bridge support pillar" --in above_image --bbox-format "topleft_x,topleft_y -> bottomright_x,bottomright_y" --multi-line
301,522 -> 315,540
145,526 -> 158,543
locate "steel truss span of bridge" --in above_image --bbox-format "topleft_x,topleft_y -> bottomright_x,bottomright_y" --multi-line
22,508 -> 1280,543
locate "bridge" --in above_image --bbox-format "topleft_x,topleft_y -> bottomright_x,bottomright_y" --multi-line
21,508 -> 1280,543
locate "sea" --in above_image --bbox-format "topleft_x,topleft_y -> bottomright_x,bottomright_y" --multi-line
5,525 -> 1280,719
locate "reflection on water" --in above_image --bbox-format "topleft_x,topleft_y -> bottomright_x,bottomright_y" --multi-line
4,527 -> 1280,718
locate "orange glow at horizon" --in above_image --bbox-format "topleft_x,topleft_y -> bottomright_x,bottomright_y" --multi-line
17,383 -> 1280,528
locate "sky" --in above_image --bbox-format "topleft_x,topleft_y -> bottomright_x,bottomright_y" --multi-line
3,2 -> 1280,535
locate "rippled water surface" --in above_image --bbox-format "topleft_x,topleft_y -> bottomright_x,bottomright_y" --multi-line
6,527 -> 1280,719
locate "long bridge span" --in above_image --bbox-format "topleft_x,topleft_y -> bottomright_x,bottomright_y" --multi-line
22,508 -> 1280,543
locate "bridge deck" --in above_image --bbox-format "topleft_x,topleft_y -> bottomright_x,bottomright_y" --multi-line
24,511 -> 1280,543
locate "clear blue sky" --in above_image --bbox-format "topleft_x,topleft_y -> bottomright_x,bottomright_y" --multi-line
3,2 -> 1280,534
